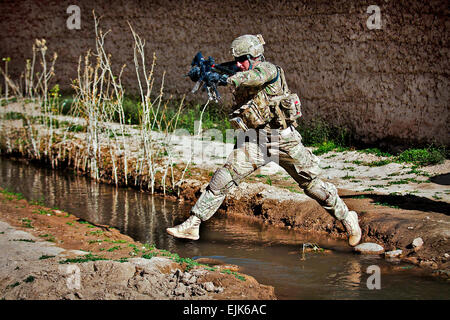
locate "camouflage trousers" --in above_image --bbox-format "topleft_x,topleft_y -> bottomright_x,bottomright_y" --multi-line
191,126 -> 350,222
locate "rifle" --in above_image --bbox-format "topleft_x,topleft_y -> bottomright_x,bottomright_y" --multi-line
187,51 -> 239,102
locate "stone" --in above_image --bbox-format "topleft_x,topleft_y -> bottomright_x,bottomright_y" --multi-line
353,242 -> 385,255
192,269 -> 208,277
433,270 -> 450,279
203,281 -> 215,292
62,250 -> 90,256
181,272 -> 192,283
402,256 -> 419,265
174,283 -> 187,296
187,275 -> 197,284
419,260 -> 438,269
385,249 -> 403,259
191,286 -> 207,296
412,237 -> 424,250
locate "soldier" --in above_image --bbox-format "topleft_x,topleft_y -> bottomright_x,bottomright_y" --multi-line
167,34 -> 362,246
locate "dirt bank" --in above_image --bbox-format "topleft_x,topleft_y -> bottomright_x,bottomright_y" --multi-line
0,191 -> 276,300
176,179 -> 450,275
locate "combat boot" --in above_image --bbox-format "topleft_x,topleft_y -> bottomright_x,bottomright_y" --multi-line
166,215 -> 201,240
342,211 -> 362,247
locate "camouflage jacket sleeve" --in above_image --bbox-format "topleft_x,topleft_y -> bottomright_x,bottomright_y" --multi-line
227,62 -> 278,88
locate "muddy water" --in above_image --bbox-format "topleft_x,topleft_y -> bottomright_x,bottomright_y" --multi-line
1,157 -> 448,299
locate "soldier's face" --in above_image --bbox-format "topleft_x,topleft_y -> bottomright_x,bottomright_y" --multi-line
236,59 -> 250,71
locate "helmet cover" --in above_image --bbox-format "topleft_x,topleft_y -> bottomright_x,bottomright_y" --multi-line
231,34 -> 265,58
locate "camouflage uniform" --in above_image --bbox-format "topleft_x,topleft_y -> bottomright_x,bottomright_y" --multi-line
191,60 -> 350,223
167,34 -> 361,246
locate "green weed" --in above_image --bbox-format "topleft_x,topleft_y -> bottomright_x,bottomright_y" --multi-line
107,246 -> 121,252
20,218 -> 33,228
77,220 -> 96,228
39,255 -> 55,260
33,208 -> 53,216
30,197 -> 45,206
364,159 -> 392,167
342,173 -> 355,180
298,119 -> 352,148
143,243 -> 156,251
220,269 -> 246,281
88,230 -> 103,235
59,253 -> 107,264
88,239 -> 103,244
282,186 -> 303,194
7,282 -> 20,289
110,239 -> 127,244
0,188 -> 25,201
374,202 -> 400,209
39,234 -> 55,242
359,148 -> 392,157
351,195 -> 368,199
3,111 -> 25,120
67,124 -> 86,133
142,252 -> 157,259
396,148 -> 445,166
313,141 -> 337,155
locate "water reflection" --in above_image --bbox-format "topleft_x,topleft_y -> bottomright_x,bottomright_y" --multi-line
1,157 -> 449,300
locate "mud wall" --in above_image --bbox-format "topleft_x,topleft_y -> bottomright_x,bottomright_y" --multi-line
0,0 -> 448,147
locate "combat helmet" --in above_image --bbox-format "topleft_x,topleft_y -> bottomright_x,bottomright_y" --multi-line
231,34 -> 265,58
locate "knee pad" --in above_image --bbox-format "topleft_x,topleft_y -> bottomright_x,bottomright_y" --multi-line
208,167 -> 237,195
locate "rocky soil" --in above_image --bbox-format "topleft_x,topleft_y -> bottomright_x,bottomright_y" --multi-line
0,195 -> 275,300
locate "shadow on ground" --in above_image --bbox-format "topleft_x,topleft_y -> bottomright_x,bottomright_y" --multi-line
429,173 -> 450,186
342,193 -> 450,216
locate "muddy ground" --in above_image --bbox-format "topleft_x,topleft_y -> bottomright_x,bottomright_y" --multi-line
0,191 -> 276,300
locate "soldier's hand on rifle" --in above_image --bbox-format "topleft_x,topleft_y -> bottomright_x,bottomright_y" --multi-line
205,72 -> 228,86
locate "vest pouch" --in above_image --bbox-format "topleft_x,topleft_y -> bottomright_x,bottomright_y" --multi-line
240,101 -> 268,128
280,93 -> 302,122
233,91 -> 272,129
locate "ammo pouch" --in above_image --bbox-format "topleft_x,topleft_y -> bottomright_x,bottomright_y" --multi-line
229,65 -> 302,131
273,65 -> 302,128
267,92 -> 302,128
279,93 -> 302,125
229,91 -> 272,131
